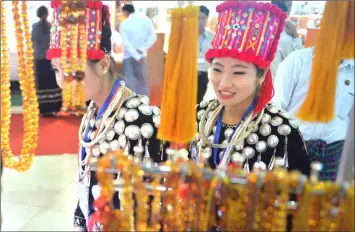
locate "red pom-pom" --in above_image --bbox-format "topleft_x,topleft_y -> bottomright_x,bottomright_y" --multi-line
51,0 -> 61,8
87,50 -> 105,60
87,1 -> 103,9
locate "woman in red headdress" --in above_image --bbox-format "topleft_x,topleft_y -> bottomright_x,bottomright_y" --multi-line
46,1 -> 167,230
191,1 -> 310,175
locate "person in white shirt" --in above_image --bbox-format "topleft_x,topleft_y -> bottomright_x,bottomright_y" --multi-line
119,4 -> 157,97
273,47 -> 354,181
197,5 -> 214,104
270,0 -> 303,80
111,29 -> 122,54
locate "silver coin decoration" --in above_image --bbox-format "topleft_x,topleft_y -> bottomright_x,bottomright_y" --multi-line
99,142 -> 110,154
224,128 -> 234,138
114,120 -> 125,135
126,98 -> 141,108
117,107 -> 127,120
138,104 -> 153,116
267,135 -> 279,148
246,133 -> 259,145
234,140 -> 244,151
252,125 -> 259,132
125,125 -> 141,140
278,124 -> 292,136
124,109 -> 139,122
231,152 -> 245,163
92,145 -> 101,157
106,130 -> 115,141
139,95 -> 149,105
242,147 -> 255,159
118,134 -> 127,148
203,147 -> 212,158
208,135 -> 215,143
253,161 -> 267,171
109,140 -> 119,151
255,141 -> 267,153
133,144 -> 144,154
197,110 -> 205,120
152,106 -> 160,115
153,115 -> 161,127
141,123 -> 154,139
267,105 -> 279,114
259,124 -> 271,136
271,117 -> 283,127
261,113 -> 271,124
200,100 -> 208,108
289,119 -> 299,129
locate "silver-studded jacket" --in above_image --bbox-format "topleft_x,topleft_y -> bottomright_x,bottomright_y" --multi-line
74,94 -> 167,229
192,100 -> 311,175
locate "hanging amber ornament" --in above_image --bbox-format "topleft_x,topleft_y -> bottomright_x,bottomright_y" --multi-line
1,1 -> 39,172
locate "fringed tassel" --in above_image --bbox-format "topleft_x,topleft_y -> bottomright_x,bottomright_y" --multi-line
254,69 -> 274,116
296,1 -> 354,122
174,5 -> 199,143
157,7 -> 183,141
60,80 -> 73,114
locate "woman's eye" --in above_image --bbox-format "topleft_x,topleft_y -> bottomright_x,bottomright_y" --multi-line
51,67 -> 58,73
212,68 -> 222,73
233,71 -> 245,75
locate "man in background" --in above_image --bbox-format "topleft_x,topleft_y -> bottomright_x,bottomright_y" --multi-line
270,0 -> 303,80
273,47 -> 354,181
120,4 -> 156,97
197,5 -> 214,104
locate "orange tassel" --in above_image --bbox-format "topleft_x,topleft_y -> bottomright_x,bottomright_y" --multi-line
158,5 -> 199,143
158,7 -> 183,141
296,1 -> 354,122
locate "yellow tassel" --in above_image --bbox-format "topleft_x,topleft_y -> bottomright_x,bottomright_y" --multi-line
174,5 -> 199,142
61,80 -> 72,111
296,1 -> 354,122
158,5 -> 199,143
158,7 -> 183,141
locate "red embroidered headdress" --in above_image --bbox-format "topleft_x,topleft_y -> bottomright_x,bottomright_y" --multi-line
46,0 -> 111,61
206,1 -> 287,114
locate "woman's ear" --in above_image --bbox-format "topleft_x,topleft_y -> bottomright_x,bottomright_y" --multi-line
98,54 -> 111,75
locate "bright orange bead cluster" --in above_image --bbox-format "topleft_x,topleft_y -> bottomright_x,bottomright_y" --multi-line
0,1 -> 39,172
58,0 -> 87,116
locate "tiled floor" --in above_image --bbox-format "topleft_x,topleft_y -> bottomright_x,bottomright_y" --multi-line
1,154 -> 78,231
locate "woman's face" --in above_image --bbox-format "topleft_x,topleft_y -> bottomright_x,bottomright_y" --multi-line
51,57 -> 108,101
209,57 -> 264,107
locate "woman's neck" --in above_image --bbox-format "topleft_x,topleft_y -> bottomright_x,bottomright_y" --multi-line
93,80 -> 115,109
222,95 -> 255,125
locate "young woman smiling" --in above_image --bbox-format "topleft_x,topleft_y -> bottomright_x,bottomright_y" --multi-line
191,1 -> 310,176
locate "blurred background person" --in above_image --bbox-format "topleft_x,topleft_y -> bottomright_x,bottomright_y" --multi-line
120,4 -> 156,97
270,0 -> 303,80
31,6 -> 62,117
197,5 -> 213,104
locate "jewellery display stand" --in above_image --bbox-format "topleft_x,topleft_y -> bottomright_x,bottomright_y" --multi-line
90,149 -> 354,231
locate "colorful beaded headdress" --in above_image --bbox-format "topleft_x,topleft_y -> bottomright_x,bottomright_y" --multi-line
205,1 -> 287,114
46,0 -> 111,61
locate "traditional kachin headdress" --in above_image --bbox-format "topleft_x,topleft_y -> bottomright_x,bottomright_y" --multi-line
205,1 -> 287,115
46,0 -> 112,62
